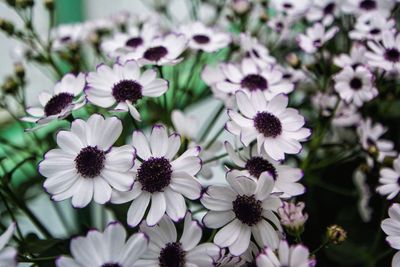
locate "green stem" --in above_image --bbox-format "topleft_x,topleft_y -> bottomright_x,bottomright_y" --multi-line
204,125 -> 225,150
198,103 -> 225,142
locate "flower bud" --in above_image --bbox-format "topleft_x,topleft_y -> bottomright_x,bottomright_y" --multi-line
44,0 -> 54,10
286,53 -> 300,68
231,0 -> 251,15
278,201 -> 308,236
326,225 -> 347,244
0,19 -> 15,35
2,76 -> 18,94
14,63 -> 25,80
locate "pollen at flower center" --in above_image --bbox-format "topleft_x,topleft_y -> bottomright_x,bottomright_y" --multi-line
137,157 -> 172,193
232,195 -> 263,226
241,74 -> 268,91
75,146 -> 106,178
125,37 -> 143,48
245,156 -> 277,179
112,79 -> 143,103
254,112 -> 282,138
384,48 -> 400,63
193,34 -> 210,44
143,46 -> 168,61
44,92 -> 74,116
359,0 -> 377,10
159,242 -> 186,267
349,77 -> 363,90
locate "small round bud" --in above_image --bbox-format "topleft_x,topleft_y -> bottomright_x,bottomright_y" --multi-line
286,53 -> 300,68
14,63 -> 25,79
367,145 -> 378,157
2,76 -> 19,94
44,0 -> 54,10
326,225 -> 347,245
231,0 -> 251,14
260,12 -> 269,22
0,19 -> 15,35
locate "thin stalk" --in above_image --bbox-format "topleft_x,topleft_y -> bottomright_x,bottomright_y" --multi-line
199,104 -> 225,142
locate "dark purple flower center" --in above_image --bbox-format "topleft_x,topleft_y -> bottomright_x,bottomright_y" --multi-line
323,3 -> 335,14
283,3 -> 293,9
254,112 -> 282,138
112,79 -> 143,103
369,28 -> 381,35
75,146 -> 106,178
137,157 -> 172,193
241,74 -> 268,91
125,37 -> 143,48
101,264 -> 122,267
359,0 -> 377,10
313,39 -> 322,47
159,242 -> 186,267
143,46 -> 168,61
193,34 -> 210,44
232,195 -> 263,226
350,77 -> 363,90
44,92 -> 74,116
384,48 -> 400,63
245,156 -> 277,179
60,36 -> 71,43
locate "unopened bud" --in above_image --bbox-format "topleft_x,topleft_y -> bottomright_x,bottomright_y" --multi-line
2,76 -> 18,94
0,19 -> 15,35
326,225 -> 347,245
231,0 -> 251,14
14,63 -> 25,79
286,53 -> 300,68
367,145 -> 378,157
278,201 -> 308,236
44,0 -> 54,10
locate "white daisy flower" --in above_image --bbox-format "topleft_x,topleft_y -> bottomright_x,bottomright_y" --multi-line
306,0 -> 339,26
101,23 -> 160,58
137,213 -> 220,266
21,73 -> 86,127
215,58 -> 294,101
226,90 -> 311,161
333,43 -> 368,68
297,23 -> 338,54
377,156 -> 400,200
381,204 -> 400,266
85,60 -> 168,121
366,31 -> 400,72
201,172 -> 282,256
110,125 -> 202,227
0,223 -> 17,267
239,33 -> 276,68
333,65 -> 378,107
179,21 -> 231,53
225,142 -> 305,198
52,23 -> 87,50
341,0 -> 394,16
39,114 -> 135,208
349,12 -> 395,41
56,222 -> 148,267
357,118 -> 397,165
256,240 -> 316,267
118,33 -> 187,66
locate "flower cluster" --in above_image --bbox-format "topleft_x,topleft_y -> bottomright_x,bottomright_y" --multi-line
0,0 -> 400,266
